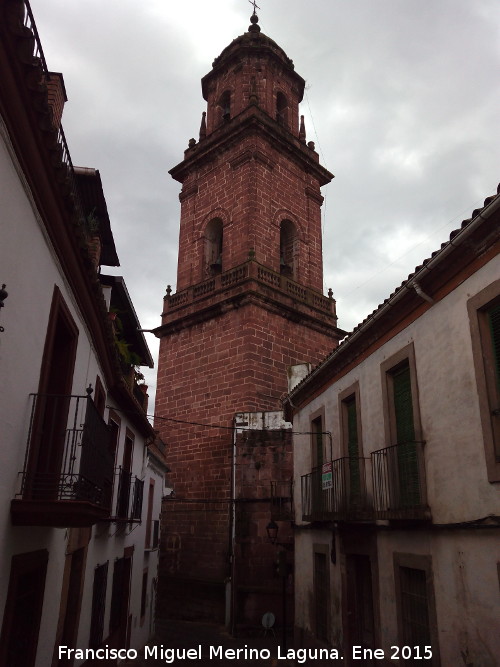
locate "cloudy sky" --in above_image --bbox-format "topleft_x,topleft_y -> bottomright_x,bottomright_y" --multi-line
30,0 -> 500,403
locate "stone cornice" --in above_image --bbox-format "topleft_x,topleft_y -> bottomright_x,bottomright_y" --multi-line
170,106 -> 333,187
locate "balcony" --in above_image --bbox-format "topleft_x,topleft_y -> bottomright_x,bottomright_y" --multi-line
371,441 -> 430,520
110,467 -> 144,523
163,260 -> 337,319
301,458 -> 371,522
11,394 -> 114,527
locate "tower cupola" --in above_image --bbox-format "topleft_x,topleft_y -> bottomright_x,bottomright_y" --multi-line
201,12 -> 305,136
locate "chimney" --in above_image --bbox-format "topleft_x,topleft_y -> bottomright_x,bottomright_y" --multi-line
44,72 -> 67,129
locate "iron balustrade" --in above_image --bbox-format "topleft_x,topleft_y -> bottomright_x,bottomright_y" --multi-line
12,2 -> 86,228
301,458 -> 371,522
18,393 -> 114,509
113,468 -> 144,522
371,441 -> 429,520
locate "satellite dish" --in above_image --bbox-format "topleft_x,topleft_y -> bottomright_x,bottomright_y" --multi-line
262,612 -> 275,629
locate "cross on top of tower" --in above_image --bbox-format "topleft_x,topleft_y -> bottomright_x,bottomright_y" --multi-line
249,0 -> 260,16
248,0 -> 261,32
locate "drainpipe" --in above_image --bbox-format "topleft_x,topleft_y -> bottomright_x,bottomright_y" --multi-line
227,417 -> 238,633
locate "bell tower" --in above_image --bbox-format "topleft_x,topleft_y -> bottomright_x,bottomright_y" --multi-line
155,12 -> 344,624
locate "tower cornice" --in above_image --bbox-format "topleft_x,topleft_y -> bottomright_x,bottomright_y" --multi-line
170,105 -> 334,187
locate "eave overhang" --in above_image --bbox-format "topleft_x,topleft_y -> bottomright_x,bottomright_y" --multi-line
283,185 -> 500,420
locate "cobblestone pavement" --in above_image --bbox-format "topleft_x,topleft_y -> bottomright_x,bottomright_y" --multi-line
123,618 -> 291,666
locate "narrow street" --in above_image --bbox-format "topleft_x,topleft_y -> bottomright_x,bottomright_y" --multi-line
123,619 -> 289,666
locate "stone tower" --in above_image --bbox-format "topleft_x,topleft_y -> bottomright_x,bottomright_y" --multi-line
155,12 -> 344,625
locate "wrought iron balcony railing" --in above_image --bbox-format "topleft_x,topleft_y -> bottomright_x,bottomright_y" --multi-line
112,468 -> 144,523
371,441 -> 430,520
301,457 -> 371,522
12,393 -> 114,526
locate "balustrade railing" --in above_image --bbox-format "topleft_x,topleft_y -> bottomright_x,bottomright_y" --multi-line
301,458 -> 371,522
164,261 -> 335,316
18,394 -> 114,509
371,441 -> 429,520
114,468 -> 144,522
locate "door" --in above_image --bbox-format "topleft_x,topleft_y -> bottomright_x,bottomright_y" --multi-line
346,555 -> 375,659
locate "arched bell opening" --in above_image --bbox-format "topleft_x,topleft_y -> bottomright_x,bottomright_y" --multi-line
280,219 -> 296,278
205,218 -> 224,276
218,90 -> 231,125
276,92 -> 288,127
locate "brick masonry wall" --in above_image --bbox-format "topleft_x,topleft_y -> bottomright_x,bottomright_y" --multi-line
158,27 -> 336,623
156,298 -> 337,622
176,133 -> 325,292
204,52 -> 302,137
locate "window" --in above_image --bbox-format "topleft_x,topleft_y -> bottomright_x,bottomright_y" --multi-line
0,550 -> 48,667
381,344 -> 424,509
313,545 -> 329,642
145,479 -> 155,549
26,287 -> 78,500
109,552 -> 132,644
393,553 -> 440,665
311,414 -> 324,469
93,376 -> 106,417
340,383 -> 364,503
116,430 -> 134,519
468,280 -> 500,482
280,219 -> 296,278
345,554 -> 375,651
140,569 -> 148,622
89,562 -> 108,649
204,218 -> 223,276
218,90 -> 231,123
276,92 -> 288,126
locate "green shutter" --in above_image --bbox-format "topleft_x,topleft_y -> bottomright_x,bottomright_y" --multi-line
346,399 -> 359,459
346,398 -> 361,499
313,417 -> 323,468
392,363 -> 419,507
393,364 -> 415,444
488,303 -> 500,392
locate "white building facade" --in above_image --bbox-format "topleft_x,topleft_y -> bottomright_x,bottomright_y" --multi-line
0,2 -> 166,665
284,186 -> 500,665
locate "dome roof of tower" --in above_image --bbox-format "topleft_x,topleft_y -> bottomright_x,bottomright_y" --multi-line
211,29 -> 295,73
202,15 -> 304,100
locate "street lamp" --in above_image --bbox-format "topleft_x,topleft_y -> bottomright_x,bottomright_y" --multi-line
266,519 -> 279,544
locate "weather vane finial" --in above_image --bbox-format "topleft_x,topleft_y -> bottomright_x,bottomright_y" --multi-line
249,0 -> 260,16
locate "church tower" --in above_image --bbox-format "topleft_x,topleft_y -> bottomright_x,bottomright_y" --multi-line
155,12 -> 344,625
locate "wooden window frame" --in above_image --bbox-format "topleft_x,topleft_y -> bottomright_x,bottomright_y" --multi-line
145,478 -> 155,549
93,375 -> 106,418
339,382 -> 364,458
0,550 -> 49,667
310,407 -> 326,469
89,561 -> 109,649
381,343 -> 423,445
467,279 -> 500,482
313,544 -> 330,643
393,553 -> 440,665
140,569 -> 148,625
